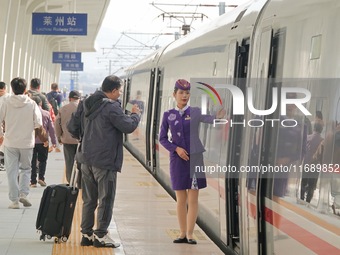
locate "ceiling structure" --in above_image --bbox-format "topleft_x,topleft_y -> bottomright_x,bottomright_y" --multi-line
0,0 -> 111,87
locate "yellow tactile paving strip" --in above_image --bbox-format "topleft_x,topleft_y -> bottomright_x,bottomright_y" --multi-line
50,169 -> 115,255
48,150 -> 224,255
51,191 -> 115,255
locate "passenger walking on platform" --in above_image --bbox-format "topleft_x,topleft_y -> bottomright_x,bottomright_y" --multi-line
0,81 -> 10,171
68,75 -> 140,248
0,81 -> 10,106
28,78 -> 50,111
0,78 -> 43,209
55,90 -> 81,183
30,96 -> 56,188
159,79 -> 225,245
46,82 -> 63,116
46,84 -> 62,153
42,92 -> 56,123
42,92 -> 59,153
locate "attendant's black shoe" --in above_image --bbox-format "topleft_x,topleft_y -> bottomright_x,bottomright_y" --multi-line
187,239 -> 197,245
173,237 -> 188,243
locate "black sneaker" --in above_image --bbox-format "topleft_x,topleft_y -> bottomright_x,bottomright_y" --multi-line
93,233 -> 120,248
80,233 -> 94,246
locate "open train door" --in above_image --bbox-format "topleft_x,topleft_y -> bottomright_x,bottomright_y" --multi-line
145,68 -> 159,174
255,27 -> 275,255
145,68 -> 162,174
237,26 -> 274,255
122,77 -> 131,143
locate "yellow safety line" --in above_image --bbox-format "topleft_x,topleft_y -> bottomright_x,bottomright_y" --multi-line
52,174 -> 114,255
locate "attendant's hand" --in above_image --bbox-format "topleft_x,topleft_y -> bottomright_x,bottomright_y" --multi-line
43,141 -> 49,147
216,108 -> 226,119
175,147 -> 189,161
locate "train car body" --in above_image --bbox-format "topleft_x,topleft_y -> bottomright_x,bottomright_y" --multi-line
123,0 -> 340,254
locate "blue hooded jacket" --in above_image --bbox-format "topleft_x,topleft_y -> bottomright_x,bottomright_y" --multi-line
68,90 -> 140,171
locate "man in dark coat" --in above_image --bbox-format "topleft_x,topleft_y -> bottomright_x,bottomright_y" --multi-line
68,75 -> 140,248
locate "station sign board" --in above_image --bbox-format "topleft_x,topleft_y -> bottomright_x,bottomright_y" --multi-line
53,52 -> 81,63
32,13 -> 87,35
61,62 -> 84,71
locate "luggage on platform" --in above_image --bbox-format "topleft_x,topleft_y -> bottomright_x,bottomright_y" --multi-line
36,164 -> 79,243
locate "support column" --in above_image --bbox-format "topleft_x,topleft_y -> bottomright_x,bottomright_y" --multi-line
0,0 -> 12,82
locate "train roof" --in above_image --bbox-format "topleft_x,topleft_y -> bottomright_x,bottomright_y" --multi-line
124,0 -> 269,74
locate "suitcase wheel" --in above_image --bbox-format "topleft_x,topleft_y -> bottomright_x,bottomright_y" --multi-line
61,236 -> 68,242
46,235 -> 52,240
54,237 -> 59,243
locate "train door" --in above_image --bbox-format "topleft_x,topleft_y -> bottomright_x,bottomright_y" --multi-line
217,39 -> 238,248
145,68 -> 156,172
123,77 -> 131,142
225,38 -> 250,253
257,28 -> 287,255
146,68 -> 162,174
238,26 -> 274,255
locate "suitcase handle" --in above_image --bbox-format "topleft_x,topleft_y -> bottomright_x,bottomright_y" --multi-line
69,162 -> 79,190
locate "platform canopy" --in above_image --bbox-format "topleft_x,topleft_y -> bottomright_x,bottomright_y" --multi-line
0,0 -> 111,88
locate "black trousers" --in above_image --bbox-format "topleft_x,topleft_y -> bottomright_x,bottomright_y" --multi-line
63,143 -> 82,187
63,144 -> 78,183
31,143 -> 49,184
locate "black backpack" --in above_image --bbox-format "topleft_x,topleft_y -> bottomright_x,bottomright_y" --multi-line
48,94 -> 59,116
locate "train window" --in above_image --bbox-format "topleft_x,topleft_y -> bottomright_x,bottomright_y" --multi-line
310,34 -> 322,60
231,9 -> 247,29
234,9 -> 247,23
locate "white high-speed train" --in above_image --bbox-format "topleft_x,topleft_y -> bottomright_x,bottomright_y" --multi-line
121,0 -> 340,254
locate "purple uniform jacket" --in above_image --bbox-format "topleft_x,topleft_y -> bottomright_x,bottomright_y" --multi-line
159,106 -> 214,155
159,106 -> 214,190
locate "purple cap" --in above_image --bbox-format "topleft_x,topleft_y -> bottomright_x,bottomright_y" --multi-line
174,79 -> 190,90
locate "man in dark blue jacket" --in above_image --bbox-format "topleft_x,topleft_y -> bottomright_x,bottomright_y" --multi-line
68,75 -> 140,248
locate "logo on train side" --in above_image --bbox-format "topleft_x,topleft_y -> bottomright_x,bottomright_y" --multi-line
195,82 -> 312,127
196,82 -> 223,115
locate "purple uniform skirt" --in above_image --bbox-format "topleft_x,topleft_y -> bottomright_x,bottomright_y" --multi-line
170,152 -> 207,190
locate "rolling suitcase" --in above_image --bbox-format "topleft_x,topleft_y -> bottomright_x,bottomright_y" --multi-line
36,164 -> 79,243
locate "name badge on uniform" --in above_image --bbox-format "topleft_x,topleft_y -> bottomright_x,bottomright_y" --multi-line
185,115 -> 191,120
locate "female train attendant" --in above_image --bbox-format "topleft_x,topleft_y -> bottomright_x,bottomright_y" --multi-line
159,79 -> 225,244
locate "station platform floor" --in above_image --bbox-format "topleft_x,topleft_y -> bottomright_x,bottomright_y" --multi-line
0,147 -> 224,255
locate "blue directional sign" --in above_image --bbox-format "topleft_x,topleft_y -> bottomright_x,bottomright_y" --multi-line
61,62 -> 84,71
53,52 -> 81,63
32,13 -> 87,35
